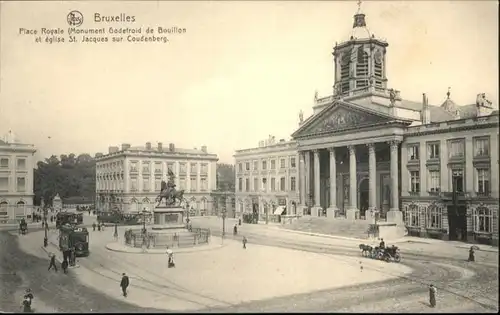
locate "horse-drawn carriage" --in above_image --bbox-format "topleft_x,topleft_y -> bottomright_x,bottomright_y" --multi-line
19,220 -> 28,235
359,243 -> 401,263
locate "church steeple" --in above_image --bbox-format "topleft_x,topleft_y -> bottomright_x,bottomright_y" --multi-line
332,1 -> 389,99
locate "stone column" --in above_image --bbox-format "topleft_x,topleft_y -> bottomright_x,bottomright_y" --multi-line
347,145 -> 358,221
304,151 -> 311,210
327,147 -> 338,219
367,143 -> 377,223
299,152 -> 306,207
387,140 -> 403,225
313,150 -> 321,208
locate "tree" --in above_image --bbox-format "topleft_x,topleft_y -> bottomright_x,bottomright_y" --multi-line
33,153 -> 96,206
216,163 -> 235,191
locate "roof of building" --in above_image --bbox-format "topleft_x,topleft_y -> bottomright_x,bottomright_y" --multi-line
126,145 -> 209,155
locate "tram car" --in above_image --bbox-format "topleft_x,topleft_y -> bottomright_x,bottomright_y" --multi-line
56,212 -> 83,228
59,224 -> 90,257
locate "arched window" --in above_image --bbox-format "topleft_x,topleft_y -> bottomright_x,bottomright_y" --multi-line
17,201 -> 25,206
474,206 -> 493,233
0,201 -> 8,207
426,205 -> 442,229
356,50 -> 368,76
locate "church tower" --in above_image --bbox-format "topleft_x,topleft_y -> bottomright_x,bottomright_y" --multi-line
332,2 -> 389,99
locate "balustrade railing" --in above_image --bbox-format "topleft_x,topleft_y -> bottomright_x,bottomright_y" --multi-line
124,227 -> 211,249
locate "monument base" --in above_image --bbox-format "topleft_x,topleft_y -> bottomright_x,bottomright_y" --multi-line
153,206 -> 185,229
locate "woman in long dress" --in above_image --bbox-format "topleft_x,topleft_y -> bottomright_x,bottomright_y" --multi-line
429,284 -> 437,307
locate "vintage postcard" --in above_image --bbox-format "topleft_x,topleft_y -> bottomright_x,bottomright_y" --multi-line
0,0 -> 498,313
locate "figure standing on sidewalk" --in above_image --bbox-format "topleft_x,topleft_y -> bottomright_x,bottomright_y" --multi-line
233,224 -> 238,235
429,284 -> 437,307
242,236 -> 247,249
120,273 -> 129,297
48,253 -> 58,272
468,246 -> 475,262
61,259 -> 68,274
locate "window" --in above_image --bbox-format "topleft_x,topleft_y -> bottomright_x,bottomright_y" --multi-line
17,158 -> 26,170
474,137 -> 490,157
179,163 -> 187,174
280,177 -> 286,191
408,144 -> 419,161
253,161 -> 258,171
16,177 -> 26,192
190,177 -> 197,191
238,163 -> 243,172
142,162 -> 150,174
476,168 -> 490,196
290,157 -> 296,168
427,143 -> 440,159
0,158 -> 8,168
290,177 -> 296,191
201,178 -> 208,191
154,162 -> 162,174
245,178 -> 250,192
271,178 -> 276,191
179,178 -> 186,190
452,169 -> 464,193
428,170 -> 440,193
473,207 -> 493,233
356,49 -> 368,76
262,161 -> 267,170
129,162 -> 138,173
280,159 -> 286,169
131,177 -> 138,191
245,162 -> 250,171
167,163 -> 174,173
262,178 -> 267,191
190,163 -> 197,174
238,178 -> 242,191
271,160 -> 276,170
253,178 -> 258,192
142,178 -> 150,191
200,163 -> 208,174
403,204 -> 420,227
340,54 -> 350,81
409,171 -> 420,193
448,139 -> 465,158
426,205 -> 442,229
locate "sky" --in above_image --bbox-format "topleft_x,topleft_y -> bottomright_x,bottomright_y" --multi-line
0,0 -> 498,164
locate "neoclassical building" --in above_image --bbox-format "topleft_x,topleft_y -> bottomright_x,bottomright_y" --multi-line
234,6 -> 499,245
95,142 -> 218,215
234,137 -> 299,220
0,131 -> 37,223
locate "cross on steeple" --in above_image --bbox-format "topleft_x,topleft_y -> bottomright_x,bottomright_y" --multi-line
357,0 -> 362,13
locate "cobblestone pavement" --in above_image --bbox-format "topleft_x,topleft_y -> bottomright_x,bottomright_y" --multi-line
192,218 -> 499,313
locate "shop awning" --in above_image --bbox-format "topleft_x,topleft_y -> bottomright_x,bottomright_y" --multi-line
274,206 -> 286,215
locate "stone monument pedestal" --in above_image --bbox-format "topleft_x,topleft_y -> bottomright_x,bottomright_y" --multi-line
152,206 -> 185,230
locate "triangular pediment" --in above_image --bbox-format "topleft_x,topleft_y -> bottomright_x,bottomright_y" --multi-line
292,101 -> 398,138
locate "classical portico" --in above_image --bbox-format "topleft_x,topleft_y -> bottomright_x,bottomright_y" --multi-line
293,101 -> 411,223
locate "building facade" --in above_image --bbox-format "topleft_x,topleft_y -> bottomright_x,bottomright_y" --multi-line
234,138 -> 300,221
95,142 -> 218,215
0,131 -> 37,223
234,6 -> 499,245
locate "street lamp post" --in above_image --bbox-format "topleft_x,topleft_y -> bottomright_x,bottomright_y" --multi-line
222,209 -> 226,237
142,208 -> 147,233
43,208 -> 48,247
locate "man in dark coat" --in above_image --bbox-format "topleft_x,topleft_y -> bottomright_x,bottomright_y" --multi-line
242,236 -> 247,249
120,273 -> 130,297
48,253 -> 58,272
61,259 -> 68,274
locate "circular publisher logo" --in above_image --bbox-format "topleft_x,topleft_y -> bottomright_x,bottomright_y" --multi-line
67,10 -> 83,27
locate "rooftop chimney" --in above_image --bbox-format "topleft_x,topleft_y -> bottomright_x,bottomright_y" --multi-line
201,145 -> 207,153
145,142 -> 152,150
158,142 -> 163,151
108,146 -> 119,154
121,143 -> 131,151
421,93 -> 431,124
169,143 -> 175,152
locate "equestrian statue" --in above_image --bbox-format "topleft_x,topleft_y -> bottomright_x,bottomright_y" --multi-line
155,169 -> 185,207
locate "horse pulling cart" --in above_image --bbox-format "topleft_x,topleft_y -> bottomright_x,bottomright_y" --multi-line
359,244 -> 401,263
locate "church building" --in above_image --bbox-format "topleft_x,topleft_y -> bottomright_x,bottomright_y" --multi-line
234,4 -> 499,245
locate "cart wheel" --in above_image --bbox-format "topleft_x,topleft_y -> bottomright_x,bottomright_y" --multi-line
395,254 -> 401,263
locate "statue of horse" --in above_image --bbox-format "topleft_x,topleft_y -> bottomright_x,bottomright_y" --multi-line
171,190 -> 185,206
156,187 -> 173,207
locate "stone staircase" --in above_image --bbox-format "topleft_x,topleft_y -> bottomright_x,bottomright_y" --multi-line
282,216 -> 372,240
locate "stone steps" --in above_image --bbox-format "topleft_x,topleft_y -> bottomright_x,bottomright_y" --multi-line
283,217 -> 371,240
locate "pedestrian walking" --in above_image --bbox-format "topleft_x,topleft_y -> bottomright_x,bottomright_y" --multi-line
92,222 -> 96,231
429,284 -> 437,307
97,223 -> 101,231
61,259 -> 68,274
120,273 -> 129,297
468,246 -> 475,262
48,253 -> 58,272
242,236 -> 247,249
233,224 -> 238,235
